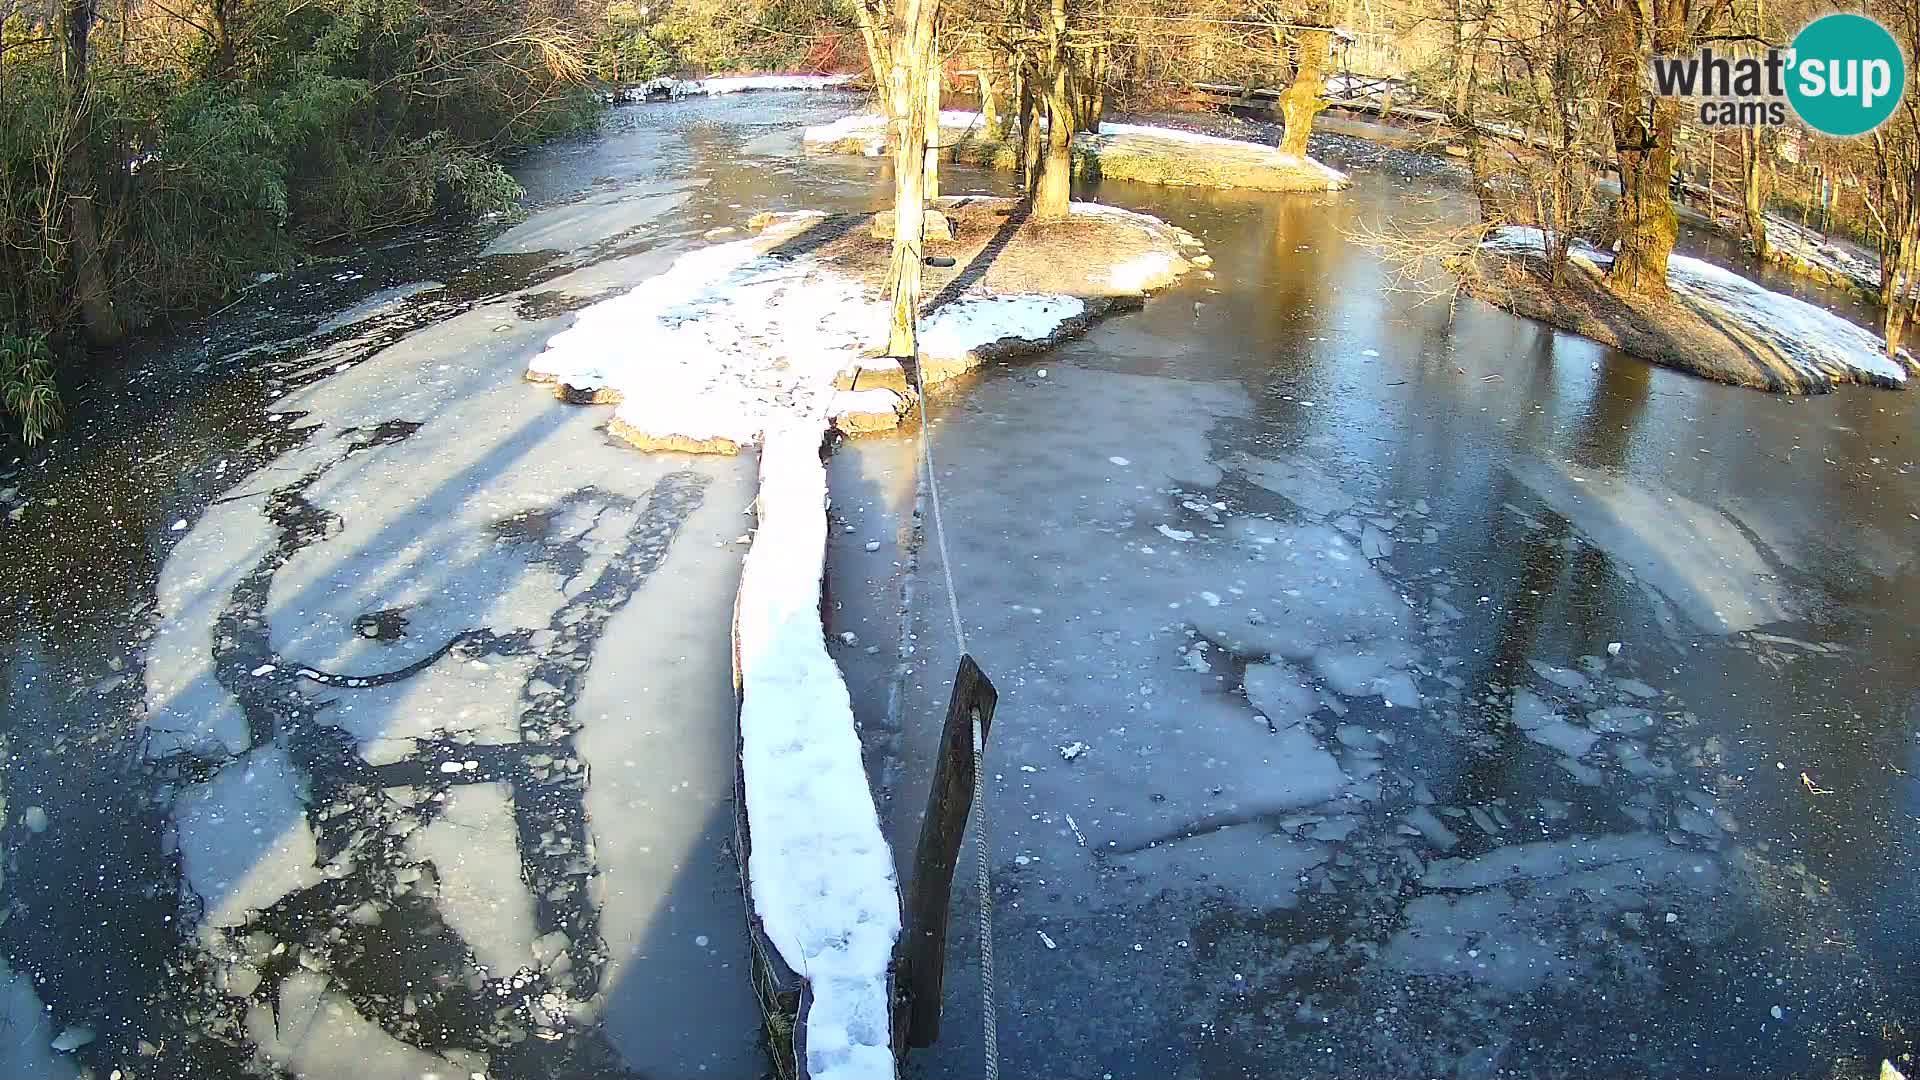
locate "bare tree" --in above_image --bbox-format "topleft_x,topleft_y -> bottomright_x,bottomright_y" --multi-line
58,0 -> 124,345
1276,0 -> 1333,157
1582,0 -> 1733,297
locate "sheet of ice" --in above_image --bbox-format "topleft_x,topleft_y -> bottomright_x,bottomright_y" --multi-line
573,457 -> 766,1077
405,782 -> 538,976
1233,451 -> 1357,518
173,743 -> 322,931
246,970 -> 485,1080
0,957 -> 76,1080
1484,225 -> 1909,387
1385,834 -> 1720,992
1111,824 -> 1327,908
737,425 -> 899,1080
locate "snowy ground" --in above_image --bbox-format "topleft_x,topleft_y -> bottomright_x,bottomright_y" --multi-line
1484,225 -> 1912,388
802,110 -> 1350,189
615,73 -> 858,103
524,209 -> 1131,450
1762,214 -> 1885,293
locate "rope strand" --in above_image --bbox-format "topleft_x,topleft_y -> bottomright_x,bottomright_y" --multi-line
913,383 -> 995,1080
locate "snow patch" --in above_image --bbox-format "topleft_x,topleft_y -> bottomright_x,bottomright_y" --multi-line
528,230 -> 1101,448
920,295 -> 1085,360
738,426 -> 900,1080
627,73 -> 858,103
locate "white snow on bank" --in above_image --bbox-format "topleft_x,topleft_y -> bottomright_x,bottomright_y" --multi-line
528,212 -> 1140,446
802,110 -> 1349,184
696,73 -> 858,95
1665,254 -> 1908,384
527,225 -> 875,446
622,73 -> 857,103
921,295 -> 1085,358
1096,119 -> 1353,185
737,425 -> 899,1080
1485,225 -> 1909,387
1764,215 -> 1884,293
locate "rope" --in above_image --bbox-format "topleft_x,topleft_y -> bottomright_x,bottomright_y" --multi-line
912,383 -> 996,1080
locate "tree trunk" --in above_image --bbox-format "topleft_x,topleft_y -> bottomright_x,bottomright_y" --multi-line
1031,0 -> 1073,220
1881,216 -> 1916,355
975,69 -> 998,132
1018,65 -> 1041,191
1084,42 -> 1106,132
883,0 -> 938,358
1741,127 -> 1770,261
209,0 -> 237,75
1278,11 -> 1332,158
59,0 -> 123,346
924,37 -> 940,202
854,0 -> 892,109
1600,1 -> 1680,299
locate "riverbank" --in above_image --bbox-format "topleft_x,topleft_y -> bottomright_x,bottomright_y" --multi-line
1470,227 -> 1914,393
804,111 -> 1349,193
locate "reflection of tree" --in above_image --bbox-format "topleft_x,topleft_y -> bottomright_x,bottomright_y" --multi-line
1454,350 -> 1649,801
133,442 -> 705,1075
1237,191 -> 1344,436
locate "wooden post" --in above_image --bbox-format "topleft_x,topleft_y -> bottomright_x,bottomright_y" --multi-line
900,654 -> 997,1049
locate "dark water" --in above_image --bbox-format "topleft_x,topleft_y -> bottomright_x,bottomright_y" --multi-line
0,92 -> 1914,1080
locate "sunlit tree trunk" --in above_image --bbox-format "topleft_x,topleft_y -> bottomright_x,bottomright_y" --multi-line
1278,3 -> 1331,158
924,36 -> 940,201
1881,214 -> 1917,356
1600,0 -> 1682,298
1017,62 -> 1041,188
974,68 -> 998,132
855,0 -> 893,107
1741,127 -> 1770,261
1031,0 -> 1073,220
884,0 -> 938,358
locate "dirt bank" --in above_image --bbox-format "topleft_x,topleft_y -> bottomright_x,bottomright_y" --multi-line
1469,231 -> 1914,394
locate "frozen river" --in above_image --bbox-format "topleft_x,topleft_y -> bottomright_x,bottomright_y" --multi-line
0,91 -> 1914,1080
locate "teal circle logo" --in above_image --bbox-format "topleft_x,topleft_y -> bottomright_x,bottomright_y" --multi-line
1787,13 -> 1906,136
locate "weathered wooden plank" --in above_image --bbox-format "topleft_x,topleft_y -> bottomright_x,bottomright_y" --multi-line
899,654 -> 998,1049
